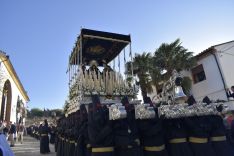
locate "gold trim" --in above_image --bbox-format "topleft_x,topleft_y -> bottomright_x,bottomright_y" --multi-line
83,34 -> 130,43
189,137 -> 208,143
69,140 -> 76,144
211,136 -> 226,142
169,138 -> 187,143
92,147 -> 114,153
41,134 -> 48,136
0,53 -> 29,101
144,145 -> 165,152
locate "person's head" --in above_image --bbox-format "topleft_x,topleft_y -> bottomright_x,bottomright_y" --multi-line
44,119 -> 48,126
231,86 -> 234,92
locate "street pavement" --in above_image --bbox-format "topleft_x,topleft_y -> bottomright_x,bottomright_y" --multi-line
11,136 -> 56,156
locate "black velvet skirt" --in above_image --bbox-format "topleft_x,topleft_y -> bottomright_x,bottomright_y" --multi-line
114,146 -> 142,156
50,134 -> 55,144
40,135 -> 50,154
190,142 -> 216,156
143,150 -> 168,156
212,141 -> 234,156
68,143 -> 75,156
91,152 -> 113,156
167,142 -> 193,156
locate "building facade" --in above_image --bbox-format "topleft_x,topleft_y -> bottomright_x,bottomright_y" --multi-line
187,41 -> 234,102
0,51 -> 29,124
148,40 -> 234,109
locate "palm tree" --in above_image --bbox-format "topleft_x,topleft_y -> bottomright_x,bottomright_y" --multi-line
152,38 -> 196,94
125,52 -> 154,98
153,38 -> 196,78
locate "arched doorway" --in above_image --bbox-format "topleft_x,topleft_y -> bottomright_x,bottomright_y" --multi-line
0,80 -> 12,122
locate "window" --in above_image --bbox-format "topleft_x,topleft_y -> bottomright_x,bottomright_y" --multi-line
192,64 -> 206,83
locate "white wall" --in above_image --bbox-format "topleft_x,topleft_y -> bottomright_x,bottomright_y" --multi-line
190,54 -> 227,101
214,42 -> 234,89
0,62 -> 27,123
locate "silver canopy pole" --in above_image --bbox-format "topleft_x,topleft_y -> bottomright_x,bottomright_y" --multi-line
80,29 -> 83,66
130,41 -> 134,78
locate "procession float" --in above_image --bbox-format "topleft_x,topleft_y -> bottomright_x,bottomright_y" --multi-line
65,28 -> 146,119
55,28 -> 233,156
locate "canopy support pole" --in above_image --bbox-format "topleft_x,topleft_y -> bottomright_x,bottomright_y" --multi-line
80,29 -> 83,66
130,41 -> 134,78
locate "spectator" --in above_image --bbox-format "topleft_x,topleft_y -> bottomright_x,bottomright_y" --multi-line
3,121 -> 9,138
9,122 -> 16,147
17,123 -> 25,144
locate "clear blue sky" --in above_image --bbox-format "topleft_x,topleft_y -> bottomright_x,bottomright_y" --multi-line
0,0 -> 234,109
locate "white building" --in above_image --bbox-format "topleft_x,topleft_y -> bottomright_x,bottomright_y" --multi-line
148,40 -> 234,108
0,51 -> 29,124
187,40 -> 234,102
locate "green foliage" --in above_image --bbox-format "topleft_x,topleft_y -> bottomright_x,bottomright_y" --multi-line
125,52 -> 154,98
126,39 -> 195,97
50,109 -> 63,117
30,108 -> 43,117
154,38 -> 196,77
27,108 -> 63,119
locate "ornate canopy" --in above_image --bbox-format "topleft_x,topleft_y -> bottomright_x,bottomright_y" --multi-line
70,28 -> 131,66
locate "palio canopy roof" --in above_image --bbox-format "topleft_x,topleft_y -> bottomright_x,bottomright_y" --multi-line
71,28 -> 131,66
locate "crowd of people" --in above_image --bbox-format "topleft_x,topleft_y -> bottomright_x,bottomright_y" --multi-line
0,120 -> 25,156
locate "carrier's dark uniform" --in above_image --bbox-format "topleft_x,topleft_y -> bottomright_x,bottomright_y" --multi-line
163,118 -> 193,156
113,96 -> 141,156
138,114 -> 167,156
39,120 -> 50,154
88,95 -> 114,156
50,125 -> 56,144
56,117 -> 65,156
209,115 -> 234,156
138,97 -> 167,156
184,116 -> 216,156
66,113 -> 77,156
74,104 -> 91,156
